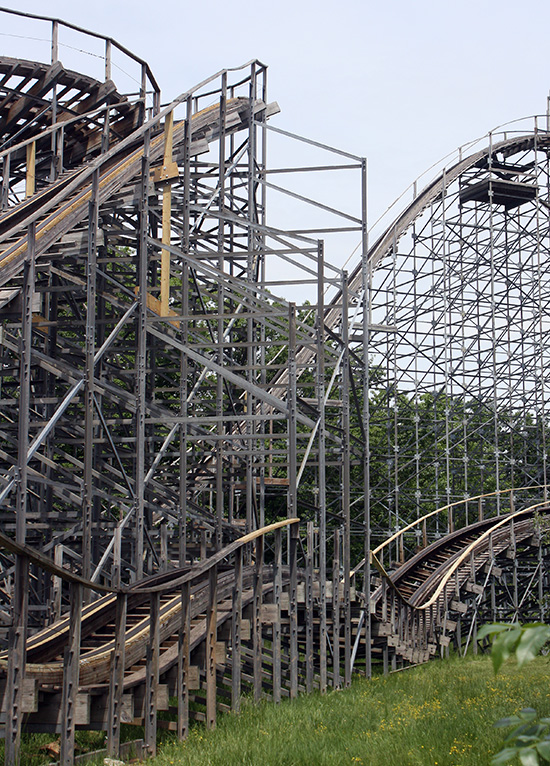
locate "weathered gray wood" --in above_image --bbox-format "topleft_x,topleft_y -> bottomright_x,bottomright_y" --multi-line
144,592 -> 160,757
206,565 -> 217,729
305,522 -> 314,694
60,582 -> 82,766
253,537 -> 263,702
107,593 -> 127,758
177,580 -> 190,740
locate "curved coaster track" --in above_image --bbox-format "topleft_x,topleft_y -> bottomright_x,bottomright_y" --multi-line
1,8 -> 550,766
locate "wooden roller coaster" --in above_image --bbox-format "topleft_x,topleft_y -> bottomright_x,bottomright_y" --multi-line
1,8 -> 550,766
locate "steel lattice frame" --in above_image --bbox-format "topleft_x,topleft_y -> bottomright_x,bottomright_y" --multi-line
358,128 -> 550,556
0,9 -> 366,647
2,11 -> 550,764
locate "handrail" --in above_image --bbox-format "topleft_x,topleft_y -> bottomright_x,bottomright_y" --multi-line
414,501 -> 549,610
350,484 -> 548,579
367,115 -> 550,247
373,486 -> 543,556
0,102 -> 122,161
367,501 -> 549,612
0,518 -> 299,597
0,68 -> 264,264
0,6 -> 160,97
0,527 -> 115,594
137,518 -> 299,594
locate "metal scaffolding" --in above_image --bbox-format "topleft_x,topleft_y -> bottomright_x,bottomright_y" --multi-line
1,9 -> 550,765
359,125 -> 550,552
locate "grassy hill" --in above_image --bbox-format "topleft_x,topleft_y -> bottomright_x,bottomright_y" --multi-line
150,654 -> 550,766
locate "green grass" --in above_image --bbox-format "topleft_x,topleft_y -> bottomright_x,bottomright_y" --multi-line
8,653 -> 550,765
149,655 -> 550,766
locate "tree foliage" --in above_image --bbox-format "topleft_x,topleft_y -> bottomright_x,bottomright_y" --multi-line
477,623 -> 550,765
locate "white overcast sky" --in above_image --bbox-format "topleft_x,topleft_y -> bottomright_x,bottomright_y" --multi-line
2,0 -> 550,254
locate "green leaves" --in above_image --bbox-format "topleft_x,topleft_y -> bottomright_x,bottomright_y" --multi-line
493,627 -> 523,674
481,623 -> 550,764
477,623 -> 550,674
490,708 -> 550,765
520,749 -> 544,766
516,626 -> 550,669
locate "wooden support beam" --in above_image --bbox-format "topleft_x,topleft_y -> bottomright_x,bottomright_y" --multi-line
144,592 -> 159,757
107,593 -> 127,758
60,582 -> 82,766
272,529 -> 282,703
160,110 -> 174,317
177,580 -> 190,740
289,521 -> 299,699
332,530 -> 341,689
305,522 -> 314,694
207,565 -> 217,729
253,537 -> 263,703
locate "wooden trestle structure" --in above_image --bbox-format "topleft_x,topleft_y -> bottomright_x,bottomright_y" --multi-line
1,9 -> 550,766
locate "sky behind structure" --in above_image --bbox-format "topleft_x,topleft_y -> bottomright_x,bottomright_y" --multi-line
3,0 -> 550,240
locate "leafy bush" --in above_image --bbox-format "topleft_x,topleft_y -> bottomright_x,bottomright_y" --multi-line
478,623 -> 550,765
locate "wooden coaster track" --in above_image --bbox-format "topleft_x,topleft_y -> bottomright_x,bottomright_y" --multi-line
1,493 -> 549,761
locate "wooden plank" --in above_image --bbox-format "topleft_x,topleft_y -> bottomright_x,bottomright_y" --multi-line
151,161 -> 179,184
464,582 -> 484,596
133,684 -> 169,717
26,692 -> 89,726
133,287 -> 180,326
261,604 -> 278,623
450,600 -> 468,614
0,677 -> 37,713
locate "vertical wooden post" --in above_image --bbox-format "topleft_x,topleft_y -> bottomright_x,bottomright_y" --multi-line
25,142 -> 35,198
6,223 -> 35,766
160,110 -> 174,316
60,583 -> 82,766
83,169 -> 99,589
107,593 -> 127,758
332,529 -> 341,689
253,536 -> 263,702
361,157 -> 372,680
178,96 -> 192,569
341,273 -> 351,687
305,521 -> 314,693
2,152 -> 10,210
288,304 -> 297,523
231,548 -> 243,712
177,580 -> 190,740
51,20 -> 59,63
316,240 -> 328,693
135,131 -> 150,580
102,40 -> 112,152
145,592 -> 159,756
4,555 -> 29,766
140,64 -> 147,124
207,565 -> 218,729
289,521 -> 299,698
51,545 -> 63,622
112,527 -> 122,589
160,522 -> 168,571
104,38 -> 112,81
272,529 -> 282,703
216,74 -> 227,551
